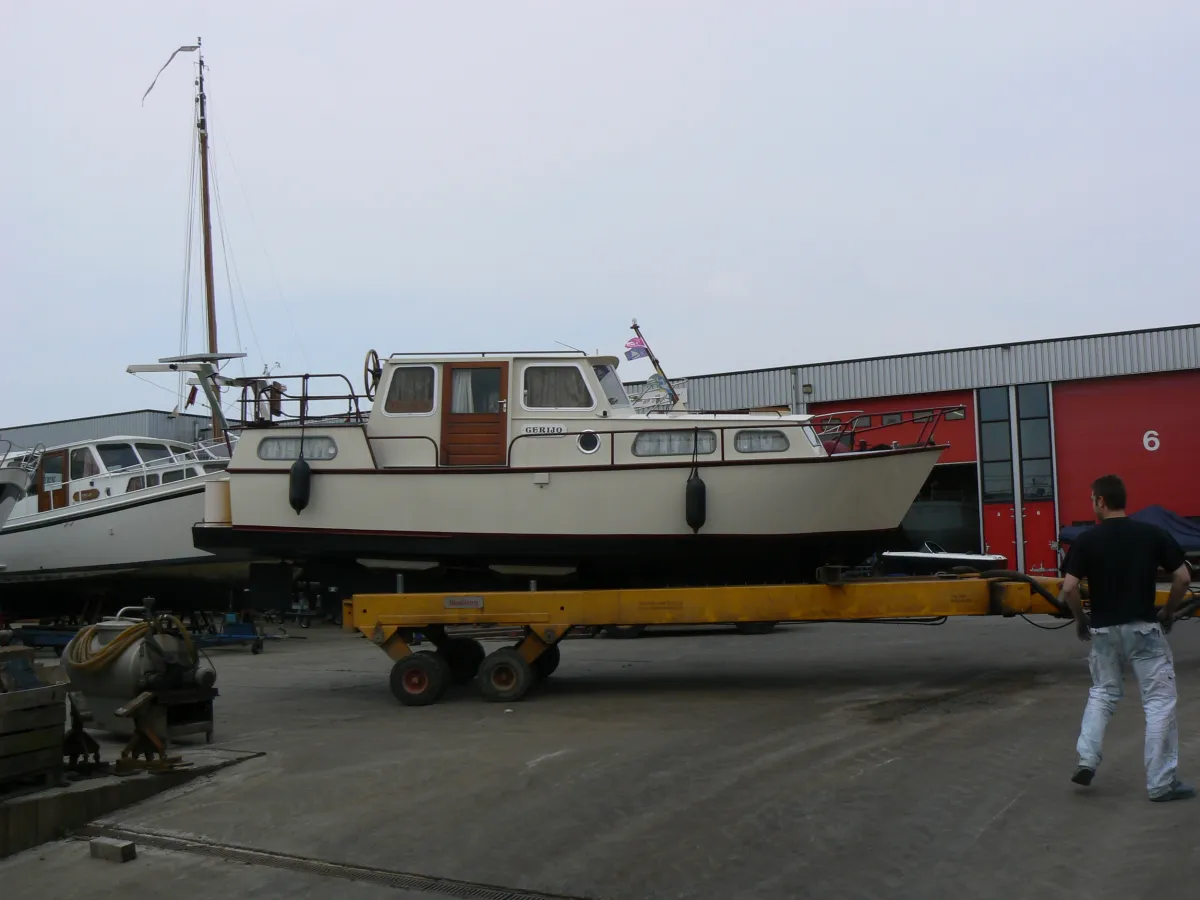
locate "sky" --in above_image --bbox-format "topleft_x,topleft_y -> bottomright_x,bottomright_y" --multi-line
2,1 -> 1198,426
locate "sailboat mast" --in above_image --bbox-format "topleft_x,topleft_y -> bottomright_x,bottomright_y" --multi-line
194,39 -> 222,438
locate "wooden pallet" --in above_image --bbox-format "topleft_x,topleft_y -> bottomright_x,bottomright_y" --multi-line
0,648 -> 67,791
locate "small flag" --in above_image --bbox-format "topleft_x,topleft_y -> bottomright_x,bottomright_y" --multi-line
185,385 -> 199,409
624,336 -> 647,350
624,345 -> 649,361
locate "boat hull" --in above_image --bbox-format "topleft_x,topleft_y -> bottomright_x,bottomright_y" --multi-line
0,483 -> 249,619
196,446 -> 942,589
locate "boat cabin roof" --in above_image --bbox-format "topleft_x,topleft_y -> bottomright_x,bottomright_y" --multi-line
384,351 -> 622,369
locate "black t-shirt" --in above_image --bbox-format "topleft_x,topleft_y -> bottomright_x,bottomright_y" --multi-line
1065,517 -> 1185,627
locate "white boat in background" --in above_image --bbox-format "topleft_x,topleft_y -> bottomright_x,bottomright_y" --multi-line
188,348 -> 953,594
0,432 -> 239,618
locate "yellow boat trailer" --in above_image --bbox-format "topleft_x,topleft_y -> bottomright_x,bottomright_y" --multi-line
343,570 -> 1145,706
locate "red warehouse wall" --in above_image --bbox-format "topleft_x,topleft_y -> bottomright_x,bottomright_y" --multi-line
1053,371 -> 1200,525
808,390 -> 978,464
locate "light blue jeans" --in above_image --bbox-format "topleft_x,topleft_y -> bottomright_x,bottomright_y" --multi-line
1076,621 -> 1179,797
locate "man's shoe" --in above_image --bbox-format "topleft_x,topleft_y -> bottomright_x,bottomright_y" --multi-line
1071,766 -> 1096,786
1150,782 -> 1196,802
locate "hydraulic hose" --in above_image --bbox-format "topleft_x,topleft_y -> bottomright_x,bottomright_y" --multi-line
65,615 -> 197,672
949,567 -> 1070,615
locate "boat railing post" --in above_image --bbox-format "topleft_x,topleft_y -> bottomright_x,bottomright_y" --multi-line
395,574 -> 405,594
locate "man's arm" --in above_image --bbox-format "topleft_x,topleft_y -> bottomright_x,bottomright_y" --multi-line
1060,573 -> 1090,642
1158,563 -> 1193,630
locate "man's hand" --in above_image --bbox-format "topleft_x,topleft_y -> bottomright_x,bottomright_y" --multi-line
1158,605 -> 1175,634
1076,617 -> 1091,642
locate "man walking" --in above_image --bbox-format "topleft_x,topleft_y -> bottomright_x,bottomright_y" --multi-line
1059,474 -> 1194,801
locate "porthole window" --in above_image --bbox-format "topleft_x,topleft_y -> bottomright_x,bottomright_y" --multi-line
734,430 -> 789,453
632,430 -> 716,457
257,436 -> 338,461
577,431 -> 601,454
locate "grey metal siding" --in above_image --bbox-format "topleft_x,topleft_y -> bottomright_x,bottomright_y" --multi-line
689,368 -> 794,411
0,410 -> 210,451
795,325 -> 1200,403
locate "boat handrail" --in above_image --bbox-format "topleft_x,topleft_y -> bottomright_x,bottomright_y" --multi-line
236,374 -> 367,428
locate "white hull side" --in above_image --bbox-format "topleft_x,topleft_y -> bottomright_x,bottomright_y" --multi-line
226,448 -> 942,538
0,485 -> 215,581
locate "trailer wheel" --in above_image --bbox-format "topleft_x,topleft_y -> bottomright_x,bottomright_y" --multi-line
439,638 -> 486,685
603,624 -> 646,639
735,622 -> 777,635
477,648 -> 534,703
251,639 -> 264,654
390,651 -> 450,706
533,643 -> 561,681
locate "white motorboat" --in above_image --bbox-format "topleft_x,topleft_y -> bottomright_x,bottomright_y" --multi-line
0,433 -> 239,617
189,349 -> 952,592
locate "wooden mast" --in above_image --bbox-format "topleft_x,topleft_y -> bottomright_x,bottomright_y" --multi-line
194,38 -> 222,439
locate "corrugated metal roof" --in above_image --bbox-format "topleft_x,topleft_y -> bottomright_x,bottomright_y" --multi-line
625,324 -> 1200,408
0,410 -> 211,451
796,324 -> 1200,403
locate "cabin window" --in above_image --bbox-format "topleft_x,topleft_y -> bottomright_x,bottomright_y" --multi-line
171,445 -> 196,460
42,455 -> 65,486
803,427 -> 821,447
97,443 -> 139,471
593,365 -> 631,407
734,430 -> 790,453
632,430 -> 716,457
162,469 -> 185,484
523,366 -> 593,410
186,467 -> 199,478
256,436 -> 339,461
451,369 -> 502,414
384,366 -> 436,414
70,447 -> 101,480
146,473 -> 160,488
136,443 -> 173,463
126,475 -> 145,492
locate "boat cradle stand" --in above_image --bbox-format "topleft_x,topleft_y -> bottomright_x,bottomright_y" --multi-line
343,573 -> 1112,707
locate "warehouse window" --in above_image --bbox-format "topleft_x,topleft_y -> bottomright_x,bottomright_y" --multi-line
852,415 -> 872,429
881,413 -> 903,426
977,387 -> 1013,502
912,410 -> 933,423
632,430 -> 716,457
1017,383 -> 1053,501
946,407 -> 966,421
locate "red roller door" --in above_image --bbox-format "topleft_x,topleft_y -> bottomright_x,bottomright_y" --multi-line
808,389 -> 977,463
1053,371 -> 1200,526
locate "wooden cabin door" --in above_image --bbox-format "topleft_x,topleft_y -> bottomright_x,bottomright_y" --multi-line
441,362 -> 510,466
37,449 -> 69,512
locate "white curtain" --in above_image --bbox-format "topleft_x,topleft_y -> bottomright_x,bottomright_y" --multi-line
452,370 -> 475,413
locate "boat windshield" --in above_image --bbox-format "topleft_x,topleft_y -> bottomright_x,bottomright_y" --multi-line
593,365 -> 630,408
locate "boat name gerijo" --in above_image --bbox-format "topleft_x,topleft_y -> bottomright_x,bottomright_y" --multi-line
521,424 -> 566,435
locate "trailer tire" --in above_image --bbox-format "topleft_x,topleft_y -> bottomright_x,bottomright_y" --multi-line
533,643 -> 560,681
390,651 -> 450,706
477,648 -> 534,703
440,638 -> 486,685
735,622 -> 777,635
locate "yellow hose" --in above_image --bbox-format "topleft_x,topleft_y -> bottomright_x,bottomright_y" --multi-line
66,616 -> 196,672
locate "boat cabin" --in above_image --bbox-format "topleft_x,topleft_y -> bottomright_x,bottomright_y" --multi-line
230,351 -> 835,472
1,436 -> 229,518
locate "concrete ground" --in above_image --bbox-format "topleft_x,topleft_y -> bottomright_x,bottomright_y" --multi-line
2,616 -> 1199,899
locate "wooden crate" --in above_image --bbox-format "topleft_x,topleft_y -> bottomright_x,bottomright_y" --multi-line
0,652 -> 67,791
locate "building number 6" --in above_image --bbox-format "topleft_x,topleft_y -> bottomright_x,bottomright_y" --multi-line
1143,430 -> 1160,452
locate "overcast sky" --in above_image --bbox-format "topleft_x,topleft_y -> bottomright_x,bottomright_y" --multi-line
2,1 -> 1197,427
